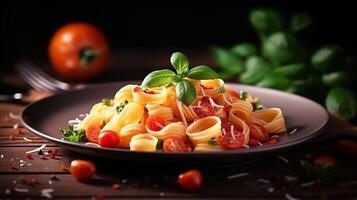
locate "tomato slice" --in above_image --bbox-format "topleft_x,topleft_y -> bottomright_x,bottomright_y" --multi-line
220,122 -> 244,150
146,115 -> 165,131
178,169 -> 203,191
163,136 -> 187,152
248,122 -> 269,142
230,91 -> 240,98
85,124 -> 102,143
193,96 -> 216,118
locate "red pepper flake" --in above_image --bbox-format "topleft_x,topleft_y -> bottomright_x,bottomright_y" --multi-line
22,178 -> 39,186
10,163 -> 18,170
249,139 -> 260,146
16,128 -> 25,135
112,183 -> 120,190
132,181 -> 140,188
50,149 -> 59,159
133,87 -> 141,92
26,154 -> 33,160
8,135 -> 14,141
269,137 -> 279,144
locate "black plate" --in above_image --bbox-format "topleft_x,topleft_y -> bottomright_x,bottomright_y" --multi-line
21,82 -> 329,163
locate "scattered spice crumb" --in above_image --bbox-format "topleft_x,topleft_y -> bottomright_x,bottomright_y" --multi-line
112,183 -> 120,190
23,137 -> 32,142
13,187 -> 29,193
5,188 -> 11,194
8,135 -> 14,141
13,123 -> 19,130
301,181 -> 316,187
1,154 -> 4,159
227,172 -> 250,180
26,154 -> 33,159
50,175 -> 59,181
16,128 -> 25,135
22,178 -> 39,186
159,192 -> 165,197
268,187 -> 274,193
9,112 -> 21,120
41,188 -> 54,199
277,155 -> 289,164
284,176 -> 298,182
153,184 -> 159,188
48,180 -> 53,185
256,178 -> 270,184
121,179 -> 128,184
59,163 -> 67,171
50,149 -> 59,159
10,163 -> 18,170
285,193 -> 299,200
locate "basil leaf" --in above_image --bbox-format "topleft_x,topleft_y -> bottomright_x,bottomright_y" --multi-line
176,79 -> 196,106
187,65 -> 219,80
312,45 -> 344,72
239,56 -> 270,84
60,125 -> 86,143
273,63 -> 306,78
218,70 -> 236,81
256,74 -> 292,90
322,71 -> 351,87
231,42 -> 257,58
142,69 -> 176,88
250,8 -> 284,35
170,52 -> 189,74
290,13 -> 312,32
326,87 -> 357,120
212,47 -> 244,73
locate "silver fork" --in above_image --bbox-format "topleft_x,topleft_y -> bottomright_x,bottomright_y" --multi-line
15,60 -> 86,93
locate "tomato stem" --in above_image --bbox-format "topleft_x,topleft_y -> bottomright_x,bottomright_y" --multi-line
79,47 -> 101,67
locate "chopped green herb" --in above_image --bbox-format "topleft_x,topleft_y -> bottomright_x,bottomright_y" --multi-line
102,97 -> 111,106
156,139 -> 164,149
217,86 -> 225,93
60,125 -> 86,143
252,101 -> 263,111
116,100 -> 128,113
240,91 -> 248,101
208,137 -> 218,146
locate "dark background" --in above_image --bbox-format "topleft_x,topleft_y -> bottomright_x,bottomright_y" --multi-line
1,0 -> 356,78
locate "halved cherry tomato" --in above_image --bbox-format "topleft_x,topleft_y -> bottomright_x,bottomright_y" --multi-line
220,129 -> 245,150
146,115 -> 165,131
230,91 -> 240,98
248,122 -> 269,142
85,124 -> 102,143
70,160 -> 96,182
49,22 -> 110,81
221,119 -> 243,133
249,139 -> 260,146
178,169 -> 203,191
163,136 -> 187,152
193,96 -> 216,118
98,130 -> 120,148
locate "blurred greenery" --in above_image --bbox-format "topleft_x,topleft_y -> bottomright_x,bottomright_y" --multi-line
211,8 -> 357,120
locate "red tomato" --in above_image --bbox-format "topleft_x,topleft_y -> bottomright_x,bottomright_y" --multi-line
193,96 -> 216,118
230,91 -> 240,98
178,169 -> 203,191
146,115 -> 165,131
248,139 -> 260,146
220,129 -> 245,150
85,124 -> 102,143
70,160 -> 96,182
98,130 -> 120,148
49,22 -> 110,80
248,122 -> 269,142
163,136 -> 187,152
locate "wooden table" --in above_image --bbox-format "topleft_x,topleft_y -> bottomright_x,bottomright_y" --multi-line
1,93 -> 357,200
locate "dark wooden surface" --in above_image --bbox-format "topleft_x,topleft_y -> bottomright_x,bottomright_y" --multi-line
1,94 -> 357,200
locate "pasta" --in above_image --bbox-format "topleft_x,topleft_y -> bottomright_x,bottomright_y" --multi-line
67,52 -> 287,153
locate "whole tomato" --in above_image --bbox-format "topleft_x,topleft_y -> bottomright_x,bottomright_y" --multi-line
48,22 -> 110,81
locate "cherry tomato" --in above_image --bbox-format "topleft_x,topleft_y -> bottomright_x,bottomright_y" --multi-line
49,22 -> 110,80
178,169 -> 203,191
220,129 -> 245,150
85,124 -> 102,143
248,139 -> 260,146
193,96 -> 216,118
230,91 -> 240,98
163,136 -> 187,152
98,130 -> 120,148
146,115 -> 165,131
248,122 -> 269,142
70,160 -> 96,182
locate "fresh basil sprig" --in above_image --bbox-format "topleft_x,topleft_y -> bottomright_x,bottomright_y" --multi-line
142,52 -> 219,106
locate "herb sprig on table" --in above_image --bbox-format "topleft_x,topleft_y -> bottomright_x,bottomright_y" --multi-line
142,52 -> 219,106
60,125 -> 86,143
212,8 -> 357,120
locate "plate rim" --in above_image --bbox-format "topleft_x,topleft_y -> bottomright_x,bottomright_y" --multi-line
21,82 -> 329,157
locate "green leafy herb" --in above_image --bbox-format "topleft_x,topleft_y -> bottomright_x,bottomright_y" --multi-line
326,87 -> 357,120
312,45 -> 344,72
102,97 -> 111,106
217,86 -> 225,94
142,69 -> 176,87
60,125 -> 86,143
239,56 -> 271,84
240,91 -> 248,101
187,65 -> 219,80
156,139 -> 164,149
250,8 -> 284,35
322,71 -> 350,87
116,100 -> 128,113
273,63 -> 305,78
290,13 -> 312,32
211,47 -> 244,73
256,74 -> 292,90
252,101 -> 263,111
142,52 -> 218,106
208,137 -> 218,146
170,52 -> 189,74
231,42 -> 257,58
176,79 -> 197,106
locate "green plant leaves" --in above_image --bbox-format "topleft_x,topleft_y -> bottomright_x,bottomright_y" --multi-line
187,65 -> 219,80
250,8 -> 284,35
176,79 -> 197,106
170,52 -> 189,74
239,56 -> 271,84
142,69 -> 176,87
312,45 -> 344,72
322,71 -> 351,87
211,47 -> 244,73
273,63 -> 306,78
290,13 -> 312,32
256,74 -> 292,90
231,42 -> 257,58
326,87 -> 357,120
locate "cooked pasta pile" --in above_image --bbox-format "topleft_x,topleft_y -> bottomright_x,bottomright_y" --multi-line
76,78 -> 287,152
